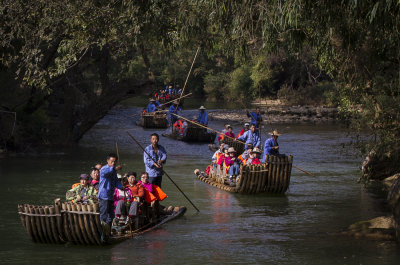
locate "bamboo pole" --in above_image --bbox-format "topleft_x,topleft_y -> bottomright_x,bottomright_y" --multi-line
179,47 -> 200,105
171,113 -> 246,144
293,165 -> 315,176
126,131 -> 200,212
159,93 -> 193,108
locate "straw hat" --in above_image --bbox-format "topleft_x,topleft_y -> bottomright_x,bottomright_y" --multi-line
199,106 -> 206,110
173,100 -> 179,105
251,147 -> 262,154
244,122 -> 250,127
227,147 -> 236,153
268,129 -> 282,136
149,98 -> 155,102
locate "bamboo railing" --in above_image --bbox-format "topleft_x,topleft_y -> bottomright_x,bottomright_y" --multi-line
195,155 -> 293,194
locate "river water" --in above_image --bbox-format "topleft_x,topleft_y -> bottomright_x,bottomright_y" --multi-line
1,102 -> 399,264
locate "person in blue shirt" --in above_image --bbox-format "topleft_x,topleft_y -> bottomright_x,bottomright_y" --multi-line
144,133 -> 167,187
169,100 -> 182,125
247,107 -> 263,130
238,124 -> 261,148
176,84 -> 182,95
154,99 -> 161,108
146,98 -> 156,113
196,106 -> 208,125
262,129 -> 282,162
98,153 -> 122,237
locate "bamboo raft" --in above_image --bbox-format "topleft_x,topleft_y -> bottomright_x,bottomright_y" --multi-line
139,112 -> 168,128
163,124 -> 217,143
18,200 -> 186,245
194,155 -> 293,194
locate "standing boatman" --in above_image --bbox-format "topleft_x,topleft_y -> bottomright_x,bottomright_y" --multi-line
238,124 -> 261,148
262,129 -> 282,162
247,107 -> 263,130
98,153 -> 122,239
144,133 -> 167,187
196,106 -> 208,125
146,98 -> 157,113
169,100 -> 182,125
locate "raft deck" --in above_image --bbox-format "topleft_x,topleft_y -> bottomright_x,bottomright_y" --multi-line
139,113 -> 168,128
18,200 -> 186,245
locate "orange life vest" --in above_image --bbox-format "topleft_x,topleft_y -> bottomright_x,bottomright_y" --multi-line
174,120 -> 183,133
144,189 -> 157,203
152,185 -> 167,201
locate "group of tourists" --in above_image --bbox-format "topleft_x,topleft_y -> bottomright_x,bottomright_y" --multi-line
153,84 -> 182,103
65,133 -> 168,239
209,130 -> 277,185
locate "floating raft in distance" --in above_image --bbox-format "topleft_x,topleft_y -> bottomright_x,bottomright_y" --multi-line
18,200 -> 186,245
194,155 -> 293,194
138,113 -> 169,129
162,125 -> 216,143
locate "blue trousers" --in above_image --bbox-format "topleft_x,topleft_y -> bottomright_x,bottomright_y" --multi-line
228,164 -> 240,176
99,198 -> 114,226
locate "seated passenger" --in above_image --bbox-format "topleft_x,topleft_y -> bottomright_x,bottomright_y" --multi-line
239,144 -> 253,163
125,172 -> 144,201
211,143 -> 229,173
112,176 -> 139,226
236,123 -> 250,139
217,145 -> 230,168
246,148 -> 262,165
212,142 -> 226,164
139,172 -> 153,193
173,119 -> 184,135
224,125 -> 235,138
66,174 -> 98,204
139,172 -> 167,203
225,147 -> 241,183
90,167 -> 100,191
218,124 -> 229,143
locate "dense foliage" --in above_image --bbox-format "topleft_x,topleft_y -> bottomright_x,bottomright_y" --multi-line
203,0 -> 400,177
1,0 -> 399,177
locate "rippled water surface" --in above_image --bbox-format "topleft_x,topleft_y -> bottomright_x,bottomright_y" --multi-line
1,104 -> 399,264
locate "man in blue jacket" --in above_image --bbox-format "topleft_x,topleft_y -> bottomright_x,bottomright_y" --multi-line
146,98 -> 156,113
196,106 -> 208,125
247,107 -> 263,130
144,133 -> 167,187
169,100 -> 182,125
238,124 -> 261,148
262,129 -> 282,162
98,153 -> 122,238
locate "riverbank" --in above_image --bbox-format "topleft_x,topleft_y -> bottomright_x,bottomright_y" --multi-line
208,100 -> 338,124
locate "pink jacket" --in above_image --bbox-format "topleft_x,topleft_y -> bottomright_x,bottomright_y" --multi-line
113,188 -> 133,210
139,181 -> 153,193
